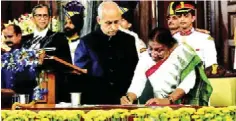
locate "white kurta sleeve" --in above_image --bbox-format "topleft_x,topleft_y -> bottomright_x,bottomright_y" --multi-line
127,55 -> 149,98
177,69 -> 196,94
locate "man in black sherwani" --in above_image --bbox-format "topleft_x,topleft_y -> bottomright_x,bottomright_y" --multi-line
74,1 -> 138,104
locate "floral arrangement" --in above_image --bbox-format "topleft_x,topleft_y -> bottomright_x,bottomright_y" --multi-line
1,48 -> 44,73
33,70 -> 48,100
4,13 -> 59,35
1,106 -> 236,121
1,48 -> 48,101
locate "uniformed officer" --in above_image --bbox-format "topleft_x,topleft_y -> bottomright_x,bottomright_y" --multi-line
173,1 -> 217,68
119,7 -> 147,58
166,2 -> 209,36
166,2 -> 180,35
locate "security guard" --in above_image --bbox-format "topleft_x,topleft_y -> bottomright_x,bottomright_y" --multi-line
173,1 -> 217,68
166,2 -> 180,35
119,7 -> 147,58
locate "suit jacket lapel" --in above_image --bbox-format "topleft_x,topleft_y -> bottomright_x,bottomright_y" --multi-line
40,30 -> 54,48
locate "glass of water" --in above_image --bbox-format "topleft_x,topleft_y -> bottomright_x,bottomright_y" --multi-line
12,94 -> 30,104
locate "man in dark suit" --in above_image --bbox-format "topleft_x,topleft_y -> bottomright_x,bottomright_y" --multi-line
74,1 -> 138,104
22,4 -> 71,64
22,4 -> 72,102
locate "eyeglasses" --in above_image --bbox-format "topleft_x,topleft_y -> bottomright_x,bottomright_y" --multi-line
34,14 -> 49,19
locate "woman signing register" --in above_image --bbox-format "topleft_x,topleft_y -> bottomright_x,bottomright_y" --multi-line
120,27 -> 212,106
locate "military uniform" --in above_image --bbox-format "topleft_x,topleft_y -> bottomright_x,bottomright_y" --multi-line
172,1 -> 217,68
119,27 -> 146,58
119,7 -> 147,58
173,28 -> 217,68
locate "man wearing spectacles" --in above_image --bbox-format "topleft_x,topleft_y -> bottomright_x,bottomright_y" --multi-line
74,1 -> 138,104
23,4 -> 52,49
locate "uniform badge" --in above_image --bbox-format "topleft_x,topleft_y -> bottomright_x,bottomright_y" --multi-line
139,48 -> 147,53
195,28 -> 210,34
207,36 -> 214,41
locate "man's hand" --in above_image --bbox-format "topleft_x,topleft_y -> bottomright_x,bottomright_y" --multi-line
120,96 -> 133,105
145,98 -> 170,105
71,70 -> 82,75
120,92 -> 137,105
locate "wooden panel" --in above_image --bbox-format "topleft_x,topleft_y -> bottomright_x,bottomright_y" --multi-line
36,72 -> 55,104
47,73 -> 55,104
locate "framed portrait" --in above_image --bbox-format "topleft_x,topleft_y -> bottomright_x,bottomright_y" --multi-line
228,12 -> 236,39
228,1 -> 236,5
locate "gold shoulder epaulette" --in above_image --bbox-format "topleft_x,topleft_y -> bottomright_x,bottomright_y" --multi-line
207,36 -> 214,41
195,28 -> 210,34
139,48 -> 147,53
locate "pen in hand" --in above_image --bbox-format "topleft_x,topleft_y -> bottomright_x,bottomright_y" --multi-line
126,95 -> 132,104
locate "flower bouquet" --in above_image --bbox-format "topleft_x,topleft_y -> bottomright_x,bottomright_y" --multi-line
1,48 -> 47,102
1,48 -> 45,73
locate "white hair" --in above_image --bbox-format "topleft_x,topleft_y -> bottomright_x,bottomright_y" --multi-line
97,1 -> 120,19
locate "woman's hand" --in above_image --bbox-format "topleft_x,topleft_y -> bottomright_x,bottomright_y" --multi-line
145,98 -> 170,105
